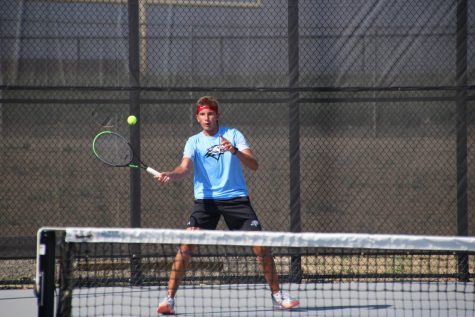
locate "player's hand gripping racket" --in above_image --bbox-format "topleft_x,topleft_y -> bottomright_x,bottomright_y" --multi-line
92,130 -> 161,177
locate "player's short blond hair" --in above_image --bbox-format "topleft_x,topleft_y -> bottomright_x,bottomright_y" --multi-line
196,96 -> 219,114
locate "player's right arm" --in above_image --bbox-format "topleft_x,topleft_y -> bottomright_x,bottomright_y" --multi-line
155,157 -> 192,183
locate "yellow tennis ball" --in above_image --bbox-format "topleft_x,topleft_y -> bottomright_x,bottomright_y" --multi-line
127,115 -> 138,125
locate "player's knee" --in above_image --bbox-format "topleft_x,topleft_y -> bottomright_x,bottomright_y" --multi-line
178,227 -> 201,257
179,244 -> 197,257
253,245 -> 272,258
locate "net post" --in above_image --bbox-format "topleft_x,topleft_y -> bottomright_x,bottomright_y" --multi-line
56,232 -> 73,317
37,230 -> 56,317
456,0 -> 469,282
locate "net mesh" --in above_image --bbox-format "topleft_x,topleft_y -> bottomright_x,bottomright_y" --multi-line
39,228 -> 475,317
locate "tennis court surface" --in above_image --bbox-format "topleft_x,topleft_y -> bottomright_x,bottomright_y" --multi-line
36,228 -> 475,316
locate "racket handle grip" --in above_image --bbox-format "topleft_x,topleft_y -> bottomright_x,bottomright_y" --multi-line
146,167 -> 161,177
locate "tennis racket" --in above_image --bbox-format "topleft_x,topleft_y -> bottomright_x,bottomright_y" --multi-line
92,130 -> 161,177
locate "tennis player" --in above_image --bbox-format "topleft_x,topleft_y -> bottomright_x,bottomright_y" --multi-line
154,96 -> 299,314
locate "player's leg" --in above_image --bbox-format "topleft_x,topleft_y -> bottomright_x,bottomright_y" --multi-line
221,197 -> 299,309
167,234 -> 197,297
220,197 -> 276,287
158,201 -> 220,315
252,245 -> 279,293
157,231 -> 198,315
252,245 -> 299,309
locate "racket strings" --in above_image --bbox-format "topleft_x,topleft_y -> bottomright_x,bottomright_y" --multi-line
94,134 -> 133,166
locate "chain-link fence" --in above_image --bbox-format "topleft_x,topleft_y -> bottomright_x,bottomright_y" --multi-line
1,0 -> 475,286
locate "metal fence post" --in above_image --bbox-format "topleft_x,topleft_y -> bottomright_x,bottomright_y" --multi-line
128,0 -> 142,285
456,0 -> 469,281
288,0 -> 302,283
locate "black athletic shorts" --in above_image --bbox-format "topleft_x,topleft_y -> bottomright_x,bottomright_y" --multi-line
186,196 -> 262,231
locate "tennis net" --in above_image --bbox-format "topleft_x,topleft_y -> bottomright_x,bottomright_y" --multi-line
36,227 -> 475,317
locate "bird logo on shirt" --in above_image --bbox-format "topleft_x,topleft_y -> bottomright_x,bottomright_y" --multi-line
205,144 -> 225,161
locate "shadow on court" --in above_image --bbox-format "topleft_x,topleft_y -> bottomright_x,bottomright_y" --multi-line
293,304 -> 392,312
177,304 -> 392,316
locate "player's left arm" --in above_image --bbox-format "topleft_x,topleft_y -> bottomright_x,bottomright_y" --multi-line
220,135 -> 258,171
235,148 -> 258,171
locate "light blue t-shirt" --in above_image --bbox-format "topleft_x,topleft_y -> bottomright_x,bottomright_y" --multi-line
183,126 -> 250,199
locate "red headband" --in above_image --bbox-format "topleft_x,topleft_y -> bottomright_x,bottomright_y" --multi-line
196,104 -> 218,114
